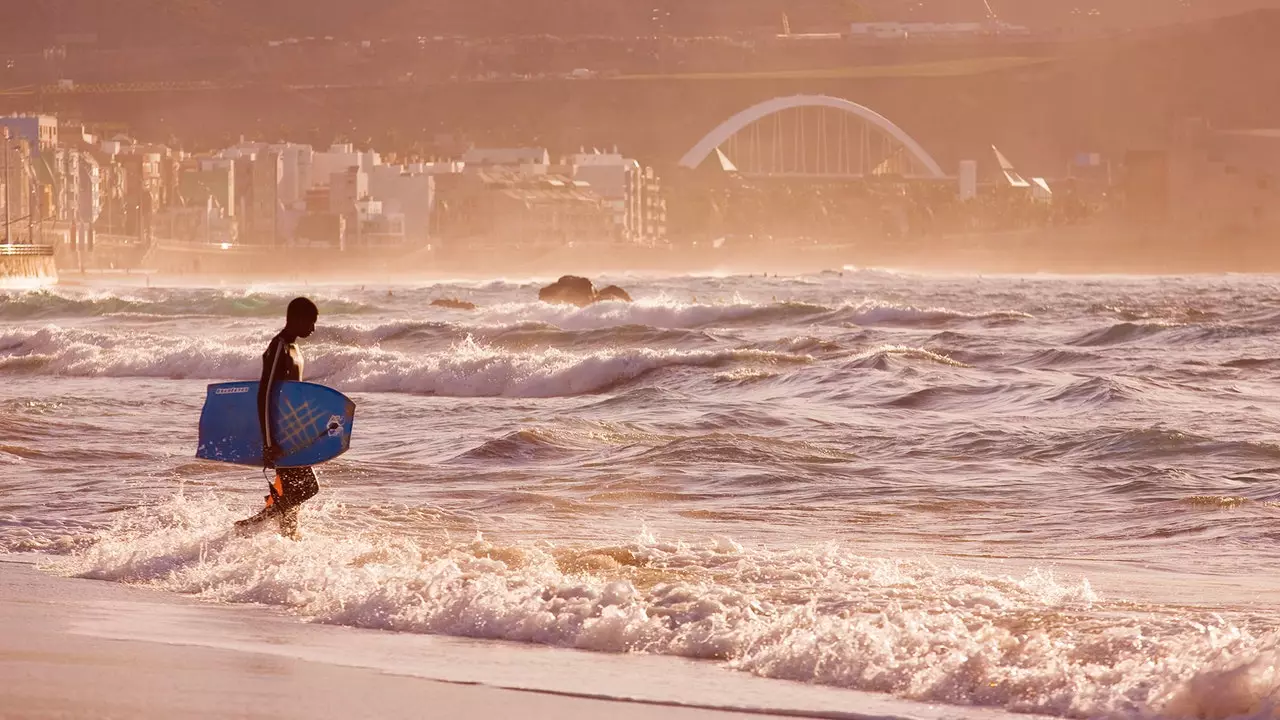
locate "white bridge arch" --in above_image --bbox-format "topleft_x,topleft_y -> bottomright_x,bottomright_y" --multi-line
679,94 -> 946,179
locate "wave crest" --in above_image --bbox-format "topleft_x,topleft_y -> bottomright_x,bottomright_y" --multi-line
0,328 -> 808,397
0,288 -> 377,319
846,345 -> 972,370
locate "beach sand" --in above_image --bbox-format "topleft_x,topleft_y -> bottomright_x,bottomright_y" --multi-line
3,557 -> 1008,720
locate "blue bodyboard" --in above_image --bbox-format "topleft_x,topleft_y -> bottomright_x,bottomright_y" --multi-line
197,381 -> 356,467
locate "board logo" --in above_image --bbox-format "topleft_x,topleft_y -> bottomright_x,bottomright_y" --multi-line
214,386 -> 251,396
326,415 -> 344,437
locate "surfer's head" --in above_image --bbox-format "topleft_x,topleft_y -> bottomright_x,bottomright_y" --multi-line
286,297 -> 318,338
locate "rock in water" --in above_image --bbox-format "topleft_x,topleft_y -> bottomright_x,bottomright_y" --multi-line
538,275 -> 597,306
537,276 -> 634,305
431,298 -> 477,311
594,285 -> 633,303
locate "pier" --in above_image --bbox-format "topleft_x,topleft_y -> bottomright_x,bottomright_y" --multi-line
0,243 -> 58,286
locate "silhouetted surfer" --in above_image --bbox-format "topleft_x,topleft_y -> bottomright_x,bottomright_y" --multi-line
235,297 -> 320,539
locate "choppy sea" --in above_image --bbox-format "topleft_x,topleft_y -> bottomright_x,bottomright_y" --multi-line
2,271 -> 1279,718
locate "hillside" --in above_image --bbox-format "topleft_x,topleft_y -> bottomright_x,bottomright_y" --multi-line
6,0 -> 1280,49
0,8 -> 1278,181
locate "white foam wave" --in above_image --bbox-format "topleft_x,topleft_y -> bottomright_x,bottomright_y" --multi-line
322,338 -> 806,397
850,344 -> 972,368
844,301 -> 1035,327
0,328 -> 806,397
0,326 -> 262,378
0,287 -> 377,319
462,298 -> 1033,332
714,368 -> 781,383
314,320 -> 457,347
56,494 -> 1280,720
473,297 -> 815,330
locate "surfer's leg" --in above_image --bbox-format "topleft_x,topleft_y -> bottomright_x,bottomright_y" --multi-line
278,506 -> 300,539
234,472 -> 288,534
278,467 -> 319,506
274,467 -> 319,538
233,504 -> 278,535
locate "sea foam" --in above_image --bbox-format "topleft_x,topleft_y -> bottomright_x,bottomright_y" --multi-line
56,493 -> 1280,720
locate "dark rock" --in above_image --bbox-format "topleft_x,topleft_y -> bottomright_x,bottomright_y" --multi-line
537,276 -> 634,305
431,298 -> 477,311
594,285 -> 633,303
538,275 -> 597,306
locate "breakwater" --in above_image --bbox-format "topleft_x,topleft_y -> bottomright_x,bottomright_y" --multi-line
0,245 -> 57,287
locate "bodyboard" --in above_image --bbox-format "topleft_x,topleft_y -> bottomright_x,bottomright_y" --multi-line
197,381 -> 355,467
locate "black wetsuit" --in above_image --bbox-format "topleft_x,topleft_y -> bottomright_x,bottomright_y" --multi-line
240,331 -> 319,536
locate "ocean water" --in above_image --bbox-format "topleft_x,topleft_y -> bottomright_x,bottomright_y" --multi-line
2,271 -> 1280,719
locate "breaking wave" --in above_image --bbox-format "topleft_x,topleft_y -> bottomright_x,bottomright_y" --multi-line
466,298 -> 1032,331
52,494 -> 1280,720
316,319 -> 717,352
0,288 -> 378,319
0,327 -> 808,397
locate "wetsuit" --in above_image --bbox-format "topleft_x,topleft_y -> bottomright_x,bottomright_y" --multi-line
240,331 -> 319,536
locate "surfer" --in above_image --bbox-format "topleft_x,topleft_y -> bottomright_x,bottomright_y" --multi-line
235,297 -> 320,539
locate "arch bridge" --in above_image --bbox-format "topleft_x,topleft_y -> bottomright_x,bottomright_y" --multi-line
679,95 -> 946,180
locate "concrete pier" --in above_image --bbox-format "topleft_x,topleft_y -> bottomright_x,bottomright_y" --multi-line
0,245 -> 58,286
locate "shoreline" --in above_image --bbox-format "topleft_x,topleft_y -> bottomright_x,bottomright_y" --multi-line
0,557 -> 1030,720
0,557 -> 803,720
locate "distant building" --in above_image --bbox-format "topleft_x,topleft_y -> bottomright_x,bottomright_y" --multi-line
269,143 -> 314,208
0,115 -> 58,158
185,161 -> 235,213
76,152 -> 101,248
355,198 -> 406,246
461,147 -> 550,170
329,166 -> 368,216
51,146 -> 80,223
433,169 -> 614,251
563,150 -> 631,239
86,136 -> 172,243
122,152 -> 162,243
90,146 -> 123,237
171,162 -> 231,244
250,151 -> 282,244
311,143 -> 380,190
639,166 -> 667,244
368,164 -> 437,245
193,158 -> 237,216
0,135 -> 34,242
0,118 -> 64,242
326,166 -> 368,249
562,150 -> 666,243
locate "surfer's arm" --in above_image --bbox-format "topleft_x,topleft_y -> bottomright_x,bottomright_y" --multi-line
258,337 -> 287,463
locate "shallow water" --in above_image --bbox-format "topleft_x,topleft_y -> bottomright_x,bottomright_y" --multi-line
2,271 -> 1279,718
